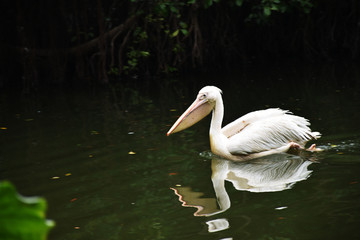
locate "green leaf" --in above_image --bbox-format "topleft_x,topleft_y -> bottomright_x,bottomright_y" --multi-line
140,51 -> 150,57
171,29 -> 179,38
179,21 -> 188,29
181,29 -> 189,36
204,0 -> 213,8
0,181 -> 54,240
159,3 -> 166,10
264,7 -> 271,16
170,6 -> 178,13
271,5 -> 279,11
235,0 -> 243,6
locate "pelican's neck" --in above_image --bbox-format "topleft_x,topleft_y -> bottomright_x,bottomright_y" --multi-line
210,96 -> 224,135
209,95 -> 232,158
211,159 -> 231,214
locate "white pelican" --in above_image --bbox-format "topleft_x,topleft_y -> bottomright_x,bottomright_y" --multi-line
167,86 -> 321,160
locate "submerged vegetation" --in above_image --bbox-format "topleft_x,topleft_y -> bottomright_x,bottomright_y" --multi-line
0,0 -> 359,88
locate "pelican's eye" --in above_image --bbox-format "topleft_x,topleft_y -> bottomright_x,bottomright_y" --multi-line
199,93 -> 207,100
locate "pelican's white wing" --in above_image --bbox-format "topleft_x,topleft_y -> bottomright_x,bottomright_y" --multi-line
224,109 -> 320,155
222,108 -> 290,138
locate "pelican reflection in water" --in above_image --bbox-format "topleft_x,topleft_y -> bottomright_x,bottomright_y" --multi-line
167,86 -> 321,161
171,154 -> 314,221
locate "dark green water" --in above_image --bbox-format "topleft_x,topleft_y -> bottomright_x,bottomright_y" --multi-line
1,64 -> 360,239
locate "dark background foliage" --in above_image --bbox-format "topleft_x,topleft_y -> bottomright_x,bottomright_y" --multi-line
0,0 -> 359,90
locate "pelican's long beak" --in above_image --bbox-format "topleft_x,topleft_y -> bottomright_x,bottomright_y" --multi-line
167,97 -> 213,136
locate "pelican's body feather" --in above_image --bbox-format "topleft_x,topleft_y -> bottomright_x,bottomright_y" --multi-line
224,109 -> 320,155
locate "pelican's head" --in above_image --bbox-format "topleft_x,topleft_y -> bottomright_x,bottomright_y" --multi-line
167,86 -> 222,136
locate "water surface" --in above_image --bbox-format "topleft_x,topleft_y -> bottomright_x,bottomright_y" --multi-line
1,64 -> 360,239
